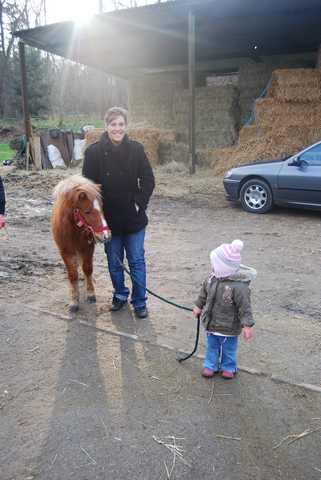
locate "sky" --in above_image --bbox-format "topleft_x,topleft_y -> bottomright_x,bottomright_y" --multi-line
46,0 -> 100,24
46,0 -> 156,24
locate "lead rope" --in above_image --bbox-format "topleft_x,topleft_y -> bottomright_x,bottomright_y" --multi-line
112,250 -> 200,362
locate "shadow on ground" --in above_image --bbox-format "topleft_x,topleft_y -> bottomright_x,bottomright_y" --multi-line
2,303 -> 321,480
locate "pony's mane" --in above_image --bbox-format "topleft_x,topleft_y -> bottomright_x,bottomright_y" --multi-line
53,175 -> 100,202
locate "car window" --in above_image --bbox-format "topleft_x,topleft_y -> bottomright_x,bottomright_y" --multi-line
300,143 -> 321,165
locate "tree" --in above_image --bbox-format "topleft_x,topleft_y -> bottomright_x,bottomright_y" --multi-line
9,46 -> 50,116
0,0 -> 46,116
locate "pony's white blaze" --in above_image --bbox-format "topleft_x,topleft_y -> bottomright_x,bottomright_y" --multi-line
93,199 -> 110,241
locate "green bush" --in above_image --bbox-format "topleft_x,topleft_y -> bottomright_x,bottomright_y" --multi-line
0,143 -> 14,164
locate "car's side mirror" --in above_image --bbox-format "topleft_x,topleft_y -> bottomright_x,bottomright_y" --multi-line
289,156 -> 308,168
288,156 -> 300,166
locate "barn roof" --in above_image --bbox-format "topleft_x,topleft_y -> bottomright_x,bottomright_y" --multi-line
14,0 -> 321,76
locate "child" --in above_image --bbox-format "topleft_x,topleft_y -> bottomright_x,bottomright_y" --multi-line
0,176 -> 5,229
193,239 -> 255,379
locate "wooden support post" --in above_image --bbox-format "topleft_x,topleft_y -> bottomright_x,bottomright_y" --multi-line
18,41 -> 32,142
188,9 -> 196,174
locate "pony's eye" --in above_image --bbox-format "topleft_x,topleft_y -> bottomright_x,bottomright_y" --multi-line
84,210 -> 92,214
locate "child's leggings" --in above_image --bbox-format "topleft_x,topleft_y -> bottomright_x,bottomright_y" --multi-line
204,334 -> 238,372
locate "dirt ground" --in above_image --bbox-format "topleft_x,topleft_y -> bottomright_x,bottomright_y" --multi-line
1,164 -> 321,480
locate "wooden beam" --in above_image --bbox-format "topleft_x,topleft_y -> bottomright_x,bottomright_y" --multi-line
188,9 -> 196,174
18,41 -> 32,141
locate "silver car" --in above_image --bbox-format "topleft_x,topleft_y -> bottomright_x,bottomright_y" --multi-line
223,140 -> 321,213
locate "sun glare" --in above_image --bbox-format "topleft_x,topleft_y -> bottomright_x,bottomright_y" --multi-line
47,0 -> 98,24
74,11 -> 95,26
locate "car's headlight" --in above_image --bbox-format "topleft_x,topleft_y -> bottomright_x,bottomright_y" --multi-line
224,169 -> 234,179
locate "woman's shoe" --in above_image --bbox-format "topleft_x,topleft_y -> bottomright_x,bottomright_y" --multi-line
134,307 -> 148,319
110,299 -> 127,312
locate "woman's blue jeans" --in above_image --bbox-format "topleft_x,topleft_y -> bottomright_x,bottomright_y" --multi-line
105,228 -> 147,309
204,334 -> 238,373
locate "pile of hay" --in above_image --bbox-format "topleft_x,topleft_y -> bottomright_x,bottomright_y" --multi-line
267,69 -> 321,103
85,128 -> 104,147
212,68 -> 321,175
128,128 -> 161,165
85,128 -> 177,166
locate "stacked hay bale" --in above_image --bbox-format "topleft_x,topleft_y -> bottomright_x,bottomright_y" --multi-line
238,63 -> 274,125
212,68 -> 321,175
173,85 -> 239,149
84,128 -> 179,166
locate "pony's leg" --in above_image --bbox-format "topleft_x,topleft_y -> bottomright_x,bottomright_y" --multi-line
62,253 -> 80,312
82,251 -> 96,303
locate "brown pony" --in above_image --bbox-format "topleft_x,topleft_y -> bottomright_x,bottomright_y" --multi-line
51,174 -> 110,312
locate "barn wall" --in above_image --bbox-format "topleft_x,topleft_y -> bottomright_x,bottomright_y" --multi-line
128,53 -> 317,157
129,72 -> 239,149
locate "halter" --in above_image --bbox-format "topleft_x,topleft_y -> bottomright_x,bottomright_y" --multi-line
73,208 -> 110,242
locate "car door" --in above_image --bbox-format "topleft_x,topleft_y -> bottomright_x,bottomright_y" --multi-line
276,143 -> 321,207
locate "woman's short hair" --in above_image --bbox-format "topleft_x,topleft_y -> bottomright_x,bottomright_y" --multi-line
104,107 -> 128,126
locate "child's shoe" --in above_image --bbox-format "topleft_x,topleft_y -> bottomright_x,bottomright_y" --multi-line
202,368 -> 218,378
221,370 -> 234,379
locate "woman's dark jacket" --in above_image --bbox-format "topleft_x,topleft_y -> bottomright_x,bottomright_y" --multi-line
82,133 -> 155,235
0,176 -> 5,215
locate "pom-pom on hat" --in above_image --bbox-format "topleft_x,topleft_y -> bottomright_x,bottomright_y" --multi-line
210,239 -> 244,278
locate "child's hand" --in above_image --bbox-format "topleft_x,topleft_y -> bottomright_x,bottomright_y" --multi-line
242,326 -> 253,341
193,306 -> 202,317
0,215 -> 5,229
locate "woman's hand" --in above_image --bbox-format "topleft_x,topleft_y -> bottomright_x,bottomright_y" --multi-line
0,215 -> 5,229
242,326 -> 253,341
193,306 -> 202,317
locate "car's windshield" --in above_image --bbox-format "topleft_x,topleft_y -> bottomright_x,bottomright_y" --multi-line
299,143 -> 321,165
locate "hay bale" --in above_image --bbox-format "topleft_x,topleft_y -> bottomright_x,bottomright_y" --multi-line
212,135 -> 307,176
159,160 -> 188,174
255,98 -> 321,129
170,142 -> 189,164
85,127 -> 161,165
212,67 -> 321,176
127,128 -> 161,165
159,130 -> 176,142
264,125 -> 321,146
196,147 -> 232,168
85,128 -> 104,147
268,69 -> 321,102
238,125 -> 262,143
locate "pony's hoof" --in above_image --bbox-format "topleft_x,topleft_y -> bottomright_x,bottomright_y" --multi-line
69,304 -> 79,313
87,295 -> 96,304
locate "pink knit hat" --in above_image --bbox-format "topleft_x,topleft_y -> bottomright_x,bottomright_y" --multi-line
210,239 -> 244,278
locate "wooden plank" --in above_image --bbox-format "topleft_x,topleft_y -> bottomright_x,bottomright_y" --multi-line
18,42 -> 33,141
31,136 -> 42,170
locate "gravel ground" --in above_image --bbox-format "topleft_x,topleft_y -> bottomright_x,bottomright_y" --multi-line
0,165 -> 321,480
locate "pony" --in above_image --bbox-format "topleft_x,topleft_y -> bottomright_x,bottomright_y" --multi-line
51,174 -> 110,312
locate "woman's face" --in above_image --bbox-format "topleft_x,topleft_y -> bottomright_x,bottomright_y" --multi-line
106,115 -> 127,145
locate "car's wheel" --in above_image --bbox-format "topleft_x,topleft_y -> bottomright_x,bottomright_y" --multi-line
239,178 -> 273,213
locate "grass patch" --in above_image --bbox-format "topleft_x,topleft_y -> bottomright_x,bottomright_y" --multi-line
1,115 -> 104,131
0,143 -> 14,164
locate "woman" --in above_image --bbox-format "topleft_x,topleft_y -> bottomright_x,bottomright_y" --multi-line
0,176 -> 6,229
82,107 -> 155,318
